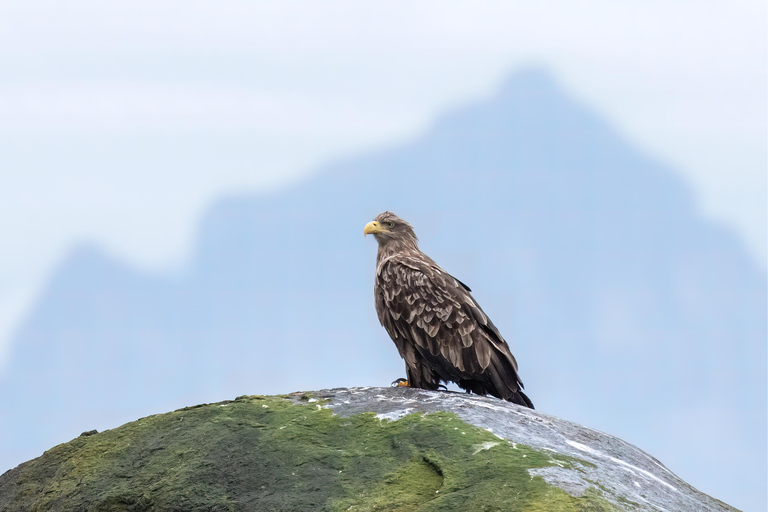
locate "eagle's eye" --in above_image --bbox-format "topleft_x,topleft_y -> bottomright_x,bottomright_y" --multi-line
386,222 -> 395,228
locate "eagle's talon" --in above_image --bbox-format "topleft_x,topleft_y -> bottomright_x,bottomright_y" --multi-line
437,384 -> 448,391
391,378 -> 409,387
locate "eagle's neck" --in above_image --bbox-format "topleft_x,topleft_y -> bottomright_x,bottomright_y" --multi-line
376,238 -> 420,264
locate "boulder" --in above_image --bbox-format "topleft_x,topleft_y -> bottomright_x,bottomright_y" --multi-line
0,387 -> 737,511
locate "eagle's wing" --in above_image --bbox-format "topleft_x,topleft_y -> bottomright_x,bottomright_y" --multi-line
376,255 -> 525,400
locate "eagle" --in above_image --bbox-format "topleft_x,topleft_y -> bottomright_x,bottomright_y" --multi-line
364,211 -> 534,409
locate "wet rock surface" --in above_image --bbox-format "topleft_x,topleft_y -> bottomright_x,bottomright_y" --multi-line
315,387 -> 737,512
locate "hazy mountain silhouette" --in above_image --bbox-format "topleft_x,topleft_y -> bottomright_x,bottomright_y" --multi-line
2,68 -> 765,511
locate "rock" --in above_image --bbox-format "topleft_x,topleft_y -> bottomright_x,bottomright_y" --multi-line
0,387 -> 738,511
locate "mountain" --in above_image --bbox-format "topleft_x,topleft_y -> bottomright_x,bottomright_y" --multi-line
1,68 -> 765,511
0,387 -> 740,512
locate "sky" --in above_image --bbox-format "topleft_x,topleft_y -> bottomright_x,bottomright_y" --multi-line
0,0 -> 765,367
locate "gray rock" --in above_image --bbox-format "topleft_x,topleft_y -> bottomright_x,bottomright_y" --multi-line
314,387 -> 738,512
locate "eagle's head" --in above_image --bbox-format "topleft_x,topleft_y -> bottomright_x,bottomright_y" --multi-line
364,211 -> 418,245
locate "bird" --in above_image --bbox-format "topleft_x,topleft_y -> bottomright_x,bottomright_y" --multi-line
364,211 -> 534,409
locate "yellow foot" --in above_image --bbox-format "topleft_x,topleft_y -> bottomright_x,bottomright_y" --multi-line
391,378 -> 409,387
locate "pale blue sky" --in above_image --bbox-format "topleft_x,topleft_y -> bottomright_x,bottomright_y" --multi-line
0,0 -> 765,365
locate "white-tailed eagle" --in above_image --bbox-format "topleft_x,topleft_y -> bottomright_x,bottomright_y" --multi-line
365,211 -> 533,408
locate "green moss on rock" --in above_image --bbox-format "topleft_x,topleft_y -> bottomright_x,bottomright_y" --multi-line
0,394 -> 615,511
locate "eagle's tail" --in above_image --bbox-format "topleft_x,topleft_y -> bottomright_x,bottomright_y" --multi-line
510,390 -> 534,409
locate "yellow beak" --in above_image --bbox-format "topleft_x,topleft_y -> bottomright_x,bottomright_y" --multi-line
364,221 -> 382,236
